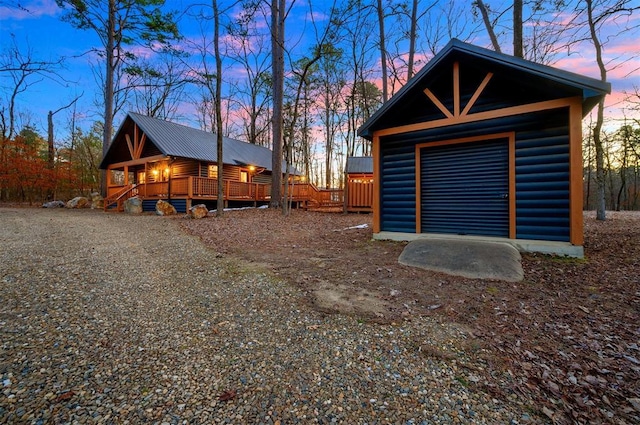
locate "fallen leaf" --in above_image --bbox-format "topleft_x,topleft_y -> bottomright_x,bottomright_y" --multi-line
55,391 -> 75,403
577,305 -> 590,313
542,406 -> 554,420
218,389 -> 237,401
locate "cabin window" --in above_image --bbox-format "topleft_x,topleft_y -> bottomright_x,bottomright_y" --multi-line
240,170 -> 249,183
150,164 -> 170,182
110,170 -> 125,186
208,164 -> 218,179
138,171 -> 146,184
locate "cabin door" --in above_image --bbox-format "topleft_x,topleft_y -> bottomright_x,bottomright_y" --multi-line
419,138 -> 509,237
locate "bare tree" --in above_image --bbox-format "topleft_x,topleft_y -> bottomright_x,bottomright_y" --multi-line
342,5 -> 379,158
270,0 -> 286,208
0,36 -> 64,141
213,0 -> 225,216
474,0 -> 502,52
581,0 -> 639,220
56,0 -> 180,195
0,36 -> 64,201
47,95 -> 82,170
227,8 -> 272,146
376,0 -> 389,102
127,54 -> 190,120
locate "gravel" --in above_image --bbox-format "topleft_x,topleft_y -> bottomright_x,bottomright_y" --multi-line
1,208 -> 530,424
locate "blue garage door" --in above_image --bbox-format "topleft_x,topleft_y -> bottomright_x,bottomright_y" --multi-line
420,139 -> 509,237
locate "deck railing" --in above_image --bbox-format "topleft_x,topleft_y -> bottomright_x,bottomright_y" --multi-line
106,177 -> 351,209
104,184 -> 138,211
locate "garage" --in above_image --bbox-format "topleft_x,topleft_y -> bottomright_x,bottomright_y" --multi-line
358,39 -> 610,257
419,137 -> 509,237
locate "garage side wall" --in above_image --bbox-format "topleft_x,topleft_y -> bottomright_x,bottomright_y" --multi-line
379,108 -> 571,242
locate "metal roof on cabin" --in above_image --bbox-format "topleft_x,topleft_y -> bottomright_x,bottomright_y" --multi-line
125,112 -> 274,169
358,39 -> 611,140
346,156 -> 373,174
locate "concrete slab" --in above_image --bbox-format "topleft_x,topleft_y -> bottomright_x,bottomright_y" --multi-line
398,239 -> 524,282
376,231 -> 584,258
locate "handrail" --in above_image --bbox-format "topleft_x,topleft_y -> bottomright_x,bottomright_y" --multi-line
104,184 -> 138,211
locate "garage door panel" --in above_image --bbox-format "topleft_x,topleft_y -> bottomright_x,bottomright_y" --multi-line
420,139 -> 509,237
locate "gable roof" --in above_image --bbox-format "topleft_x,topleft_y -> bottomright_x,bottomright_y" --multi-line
346,156 -> 373,174
358,39 -> 611,139
100,112 -> 276,170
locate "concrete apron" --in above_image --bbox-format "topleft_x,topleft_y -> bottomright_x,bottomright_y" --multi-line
398,238 -> 525,282
377,231 -> 584,259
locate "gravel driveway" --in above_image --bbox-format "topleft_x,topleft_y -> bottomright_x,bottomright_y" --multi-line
1,208 -> 528,424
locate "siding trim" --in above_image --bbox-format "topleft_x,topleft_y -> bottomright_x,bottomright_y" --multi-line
374,96 -> 581,138
373,134 -> 381,233
107,154 -> 167,169
414,132 -> 516,238
569,98 -> 584,245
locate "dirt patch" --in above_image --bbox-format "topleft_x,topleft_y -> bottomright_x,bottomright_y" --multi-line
182,209 -> 640,424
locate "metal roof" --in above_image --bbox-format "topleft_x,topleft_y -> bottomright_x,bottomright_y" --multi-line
346,156 -> 373,174
358,39 -> 611,139
127,112 -> 274,168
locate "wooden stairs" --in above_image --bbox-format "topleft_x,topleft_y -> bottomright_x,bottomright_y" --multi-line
103,184 -> 138,212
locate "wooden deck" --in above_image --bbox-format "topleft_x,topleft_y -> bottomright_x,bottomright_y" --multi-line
104,177 -> 348,212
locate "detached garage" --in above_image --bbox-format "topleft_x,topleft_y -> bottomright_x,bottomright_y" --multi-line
358,39 -> 610,257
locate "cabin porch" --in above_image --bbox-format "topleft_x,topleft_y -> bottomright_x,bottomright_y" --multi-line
104,176 -> 344,212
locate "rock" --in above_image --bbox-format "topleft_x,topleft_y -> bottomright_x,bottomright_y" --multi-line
156,200 -> 177,216
189,204 -> 209,219
123,197 -> 143,214
90,192 -> 104,209
42,200 -> 65,208
66,196 -> 89,209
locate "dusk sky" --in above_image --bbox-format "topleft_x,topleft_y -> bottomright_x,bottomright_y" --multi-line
1,0 -> 638,144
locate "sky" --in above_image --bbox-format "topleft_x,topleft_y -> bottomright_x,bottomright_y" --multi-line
1,0 -> 639,145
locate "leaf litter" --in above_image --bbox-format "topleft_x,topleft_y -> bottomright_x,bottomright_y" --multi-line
182,209 -> 640,424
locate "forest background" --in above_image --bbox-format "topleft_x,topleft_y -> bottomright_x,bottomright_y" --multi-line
0,0 -> 639,210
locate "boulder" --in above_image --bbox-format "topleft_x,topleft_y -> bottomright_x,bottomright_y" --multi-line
90,192 -> 104,209
42,200 -> 65,208
189,204 -> 209,219
156,199 -> 177,216
123,196 -> 143,214
66,196 -> 89,209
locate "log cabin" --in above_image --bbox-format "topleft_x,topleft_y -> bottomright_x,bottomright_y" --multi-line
357,39 -> 610,257
100,112 -> 320,212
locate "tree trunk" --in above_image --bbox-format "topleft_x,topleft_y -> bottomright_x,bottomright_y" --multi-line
270,0 -> 285,208
377,0 -> 388,102
101,0 -> 116,197
475,0 -> 501,53
407,0 -> 418,79
213,0 -> 224,217
586,0 -> 607,220
325,82 -> 332,189
47,111 -> 55,200
513,0 -> 523,57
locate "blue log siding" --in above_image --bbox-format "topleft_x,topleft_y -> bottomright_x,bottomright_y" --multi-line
381,143 -> 416,232
142,199 -> 188,213
515,127 -> 570,241
379,109 -> 571,242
